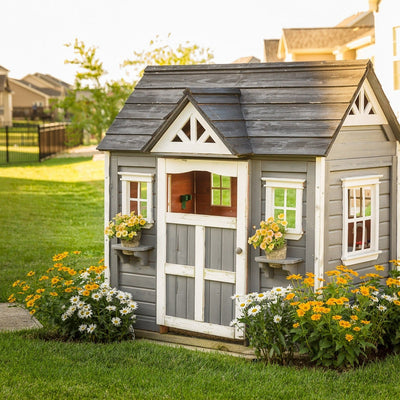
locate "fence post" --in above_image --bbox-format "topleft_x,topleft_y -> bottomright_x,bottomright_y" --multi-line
37,125 -> 41,161
5,125 -> 9,163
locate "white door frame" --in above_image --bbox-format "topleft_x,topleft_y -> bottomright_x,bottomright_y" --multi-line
156,158 -> 249,339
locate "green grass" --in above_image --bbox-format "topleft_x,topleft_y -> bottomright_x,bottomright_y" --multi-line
1,330 -> 400,400
2,156 -> 400,399
0,157 -> 104,301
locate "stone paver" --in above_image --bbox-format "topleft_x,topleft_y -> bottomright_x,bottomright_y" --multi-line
0,303 -> 42,332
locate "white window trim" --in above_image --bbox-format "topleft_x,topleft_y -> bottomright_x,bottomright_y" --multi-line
262,177 -> 305,240
341,175 -> 382,266
118,172 -> 154,223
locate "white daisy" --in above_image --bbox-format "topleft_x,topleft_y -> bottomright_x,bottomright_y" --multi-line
231,294 -> 241,300
111,317 -> 121,326
248,305 -> 261,316
80,271 -> 90,280
61,313 -> 69,321
70,296 -> 80,304
77,301 -> 85,309
128,301 -> 138,310
377,305 -> 387,312
91,292 -> 102,301
78,324 -> 87,332
273,315 -> 282,323
87,324 -> 96,334
370,296 -> 379,303
106,305 -> 117,312
229,319 -> 238,327
120,307 -> 131,315
106,295 -> 113,303
67,305 -> 77,314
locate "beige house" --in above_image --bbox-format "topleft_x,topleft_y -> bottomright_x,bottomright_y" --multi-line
261,0 -> 400,118
9,73 -> 71,120
0,65 -> 12,126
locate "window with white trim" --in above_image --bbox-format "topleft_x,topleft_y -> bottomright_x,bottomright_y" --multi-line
262,178 -> 305,240
118,172 -> 154,222
341,175 -> 382,266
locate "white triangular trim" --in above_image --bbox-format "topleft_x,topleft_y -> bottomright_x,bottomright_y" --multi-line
151,103 -> 232,155
343,80 -> 388,126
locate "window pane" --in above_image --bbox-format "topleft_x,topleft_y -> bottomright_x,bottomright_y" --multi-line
348,188 -> 361,218
286,210 -> 296,229
274,188 -> 285,207
347,222 -> 355,252
212,173 -> 220,188
130,182 -> 138,198
221,189 -> 231,206
274,208 -> 284,220
221,176 -> 231,188
364,220 -> 371,249
130,201 -> 138,214
140,203 -> 147,218
212,189 -> 221,205
140,182 -> 147,199
286,189 -> 296,207
364,187 -> 372,217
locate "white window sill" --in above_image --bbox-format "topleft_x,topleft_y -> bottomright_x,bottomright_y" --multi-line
341,250 -> 381,266
286,232 -> 303,241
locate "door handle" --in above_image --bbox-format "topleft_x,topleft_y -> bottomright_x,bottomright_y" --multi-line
235,247 -> 243,254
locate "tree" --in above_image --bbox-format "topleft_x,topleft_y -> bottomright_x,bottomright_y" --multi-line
122,34 -> 214,77
61,36 -> 214,145
59,39 -> 135,145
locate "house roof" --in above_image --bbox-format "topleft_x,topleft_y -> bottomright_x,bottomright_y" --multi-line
281,26 -> 374,53
232,56 -> 260,64
336,10 -> 374,27
17,79 -> 61,97
98,60 -> 400,157
263,40 -> 283,62
31,73 -> 72,90
0,75 -> 11,92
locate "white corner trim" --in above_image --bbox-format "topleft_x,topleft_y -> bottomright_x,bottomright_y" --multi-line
104,152 -> 111,283
314,157 -> 326,288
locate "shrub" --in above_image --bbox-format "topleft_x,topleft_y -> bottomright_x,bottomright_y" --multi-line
8,251 -> 137,342
232,263 -> 400,369
231,287 -> 296,364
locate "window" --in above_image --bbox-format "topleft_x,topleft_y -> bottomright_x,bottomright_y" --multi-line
118,172 -> 154,222
262,178 -> 305,240
393,27 -> 400,90
393,26 -> 400,57
211,174 -> 231,207
341,175 -> 382,266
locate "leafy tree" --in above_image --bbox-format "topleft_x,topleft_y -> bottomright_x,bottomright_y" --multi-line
61,36 -> 214,145
122,34 -> 214,77
60,39 -> 135,145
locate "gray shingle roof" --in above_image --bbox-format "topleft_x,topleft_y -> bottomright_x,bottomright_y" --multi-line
98,60 -> 400,156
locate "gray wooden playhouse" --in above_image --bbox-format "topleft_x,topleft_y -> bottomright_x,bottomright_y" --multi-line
98,60 -> 400,340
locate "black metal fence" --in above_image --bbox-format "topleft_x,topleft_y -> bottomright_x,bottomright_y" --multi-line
0,123 -> 68,164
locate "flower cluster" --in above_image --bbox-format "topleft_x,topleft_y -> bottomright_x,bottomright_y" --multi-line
232,262 -> 400,368
105,211 -> 147,240
8,251 -> 137,342
248,215 -> 287,253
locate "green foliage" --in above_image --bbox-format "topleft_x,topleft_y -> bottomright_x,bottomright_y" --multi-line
231,287 -> 296,364
59,39 -> 135,144
122,34 -> 214,77
8,251 -> 137,342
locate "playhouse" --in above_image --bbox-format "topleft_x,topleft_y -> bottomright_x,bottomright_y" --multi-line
97,60 -> 400,339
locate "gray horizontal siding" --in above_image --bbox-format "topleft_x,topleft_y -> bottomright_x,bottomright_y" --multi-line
109,153 -> 158,331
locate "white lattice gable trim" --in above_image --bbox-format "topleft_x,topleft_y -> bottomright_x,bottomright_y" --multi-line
343,80 -> 388,126
151,103 -> 232,155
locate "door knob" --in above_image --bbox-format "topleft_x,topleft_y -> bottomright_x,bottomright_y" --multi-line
236,247 -> 243,254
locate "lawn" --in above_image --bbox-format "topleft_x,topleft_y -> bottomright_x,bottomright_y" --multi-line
0,157 -> 104,301
1,156 -> 400,399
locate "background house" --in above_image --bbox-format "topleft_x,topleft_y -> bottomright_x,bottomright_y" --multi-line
98,60 -> 400,340
0,65 -> 12,126
258,0 -> 400,119
9,73 -> 72,121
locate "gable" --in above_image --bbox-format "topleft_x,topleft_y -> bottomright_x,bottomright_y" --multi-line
343,80 -> 388,126
151,102 -> 232,155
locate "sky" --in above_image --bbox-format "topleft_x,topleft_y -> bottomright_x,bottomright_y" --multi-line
2,0 -> 369,84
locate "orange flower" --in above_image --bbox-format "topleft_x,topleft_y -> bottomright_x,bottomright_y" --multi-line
311,314 -> 321,321
82,290 -> 90,296
297,309 -> 305,317
303,277 -> 314,286
332,315 -> 342,321
336,277 -> 348,285
353,327 -> 361,332
49,292 -> 58,296
284,293 -> 295,301
350,315 -> 358,321
287,274 -> 302,280
339,320 -> 351,328
361,320 -> 371,325
293,323 -> 300,328
345,334 -> 354,342
374,264 -> 385,271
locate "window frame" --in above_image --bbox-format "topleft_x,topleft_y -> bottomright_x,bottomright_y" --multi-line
262,177 -> 305,240
341,175 -> 382,266
118,172 -> 154,223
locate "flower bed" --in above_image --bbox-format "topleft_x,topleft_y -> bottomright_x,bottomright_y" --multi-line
232,262 -> 400,368
8,251 -> 137,342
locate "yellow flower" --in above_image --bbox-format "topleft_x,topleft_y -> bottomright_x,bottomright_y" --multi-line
359,286 -> 370,296
29,309 -> 36,315
298,303 -> 311,312
26,300 -> 35,308
394,300 -> 400,306
73,250 -> 81,254
332,315 -> 342,321
361,320 -> 371,325
353,327 -> 361,332
297,309 -> 305,317
326,270 -> 340,276
8,294 -> 16,303
287,274 -> 302,280
339,320 -> 351,328
49,292 -> 58,296
22,285 -> 30,291
27,271 -> 35,277
284,293 -> 295,301
268,243 -> 274,251
278,213 -> 285,220
51,277 -> 60,285
336,277 -> 347,285
39,276 -> 49,281
65,288 -> 73,293
345,334 -> 354,342
311,313 -> 321,321
303,277 -> 314,286
82,290 -> 90,296
350,315 -> 358,321
293,323 -> 300,328
374,264 -> 385,271
36,288 -> 45,294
